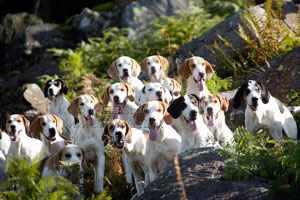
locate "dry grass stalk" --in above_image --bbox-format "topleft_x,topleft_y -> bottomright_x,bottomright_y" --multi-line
174,152 -> 188,200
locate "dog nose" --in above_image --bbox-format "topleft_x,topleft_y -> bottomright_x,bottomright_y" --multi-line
49,128 -> 56,137
151,67 -> 156,74
116,131 -> 122,139
123,68 -> 128,74
199,72 -> 204,79
190,110 -> 197,119
114,96 -> 119,102
88,109 -> 94,115
149,118 -> 155,125
10,125 -> 16,130
156,91 -> 162,98
252,97 -> 258,102
49,88 -> 54,94
207,107 -> 213,115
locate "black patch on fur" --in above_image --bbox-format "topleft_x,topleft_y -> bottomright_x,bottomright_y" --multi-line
57,79 -> 68,95
275,98 -> 284,114
167,96 -> 187,119
142,86 -> 146,94
188,94 -> 200,107
74,117 -> 79,124
43,80 -> 52,98
256,81 -> 270,104
233,81 -> 249,109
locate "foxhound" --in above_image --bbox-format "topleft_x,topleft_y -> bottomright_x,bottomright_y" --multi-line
68,94 -> 105,193
103,119 -> 149,196
168,94 -> 217,152
107,56 -> 144,92
30,114 -> 67,159
162,77 -> 182,101
233,80 -> 298,140
199,94 -> 234,146
178,56 -> 214,98
134,101 -> 181,182
140,55 -> 169,83
0,129 -> 10,158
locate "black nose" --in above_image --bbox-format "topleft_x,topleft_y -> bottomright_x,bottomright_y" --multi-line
49,128 -> 56,137
88,109 -> 94,115
49,88 -> 54,95
116,131 -> 122,139
156,91 -> 162,98
151,67 -> 156,74
114,96 -> 119,103
190,110 -> 197,119
149,118 -> 155,125
10,125 -> 16,130
207,107 -> 213,115
199,72 -> 204,79
123,68 -> 128,75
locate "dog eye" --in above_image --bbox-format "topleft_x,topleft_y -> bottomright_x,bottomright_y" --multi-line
41,122 -> 46,126
191,64 -> 196,68
120,88 -> 125,91
120,124 -> 125,129
80,103 -> 84,106
65,154 -> 71,158
202,63 -> 204,66
157,109 -> 162,112
155,60 -> 159,63
245,89 -> 250,95
214,100 -> 218,103
148,89 -> 152,92
7,120 -> 12,123
144,109 -> 149,114
17,120 -> 21,123
118,64 -> 122,67
52,120 -> 55,123
147,62 -> 150,65
77,153 -> 81,157
255,88 -> 259,92
110,90 -> 114,94
109,125 -> 114,130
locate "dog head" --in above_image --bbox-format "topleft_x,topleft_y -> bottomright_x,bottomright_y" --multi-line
5,114 -> 30,142
134,101 -> 173,141
199,94 -> 229,127
141,83 -> 172,104
103,119 -> 133,149
233,80 -> 270,111
44,79 -> 68,101
178,57 -> 214,91
68,94 -> 102,126
140,55 -> 168,81
101,83 -> 135,119
162,77 -> 182,97
107,56 -> 141,80
30,114 -> 63,141
168,94 -> 201,132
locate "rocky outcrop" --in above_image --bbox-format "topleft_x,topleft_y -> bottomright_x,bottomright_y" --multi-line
139,148 -> 269,200
169,0 -> 299,76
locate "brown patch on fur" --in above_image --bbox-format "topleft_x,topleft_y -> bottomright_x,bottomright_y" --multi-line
107,60 -> 119,78
123,120 -> 132,143
131,58 -> 141,77
159,102 -> 173,125
68,97 -> 80,117
50,114 -> 63,134
140,57 -> 149,73
101,86 -> 111,106
122,83 -> 135,102
215,94 -> 229,112
134,103 -> 148,125
178,58 -> 192,79
30,116 -> 42,139
157,56 -> 169,70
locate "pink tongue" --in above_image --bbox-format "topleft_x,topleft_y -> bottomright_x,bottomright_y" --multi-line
198,80 -> 204,91
10,132 -> 16,141
122,76 -> 128,81
113,104 -> 122,120
87,116 -> 95,126
149,127 -> 159,141
207,115 -> 214,127
49,95 -> 55,101
189,120 -> 197,132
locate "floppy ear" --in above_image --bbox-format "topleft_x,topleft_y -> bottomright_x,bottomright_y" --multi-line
102,123 -> 110,146
21,115 -> 30,133
30,117 -> 42,139
204,60 -> 214,80
48,151 -> 61,171
58,79 -> 68,95
163,87 -> 172,104
124,83 -> 135,102
101,86 -> 110,106
233,82 -> 248,109
171,79 -> 181,96
216,94 -> 229,112
124,121 -> 133,143
44,80 -> 51,98
88,94 -> 102,112
258,82 -> 270,104
167,96 -> 184,119
178,58 -> 191,79
107,60 -> 119,79
79,147 -> 87,169
161,102 -> 173,125
68,97 -> 79,117
134,104 -> 147,125
140,58 -> 148,73
199,96 -> 206,114
131,58 -> 141,77
158,56 -> 169,70
51,114 -> 63,134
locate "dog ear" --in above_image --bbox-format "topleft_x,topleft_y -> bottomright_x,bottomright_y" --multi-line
68,97 -> 79,117
233,81 -> 248,109
107,60 -> 119,79
258,82 -> 270,104
134,103 -> 147,125
124,121 -> 133,143
204,60 -> 214,80
102,123 -> 110,146
51,114 -> 63,134
158,56 -> 169,70
163,87 -> 172,104
48,150 -> 61,171
178,58 -> 191,79
167,96 -> 184,119
216,94 -> 229,112
88,94 -> 102,112
44,80 -> 51,98
21,115 -> 30,133
79,146 -> 87,169
131,58 -> 141,77
124,83 -> 135,102
161,102 -> 173,125
199,96 -> 207,114
140,58 -> 148,73
30,117 -> 42,139
171,78 -> 181,96
58,79 -> 68,95
101,86 -> 111,106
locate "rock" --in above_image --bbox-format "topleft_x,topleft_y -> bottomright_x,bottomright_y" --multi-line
140,148 -> 269,200
169,0 -> 299,76
72,8 -> 106,40
23,83 -> 50,115
115,0 -> 192,39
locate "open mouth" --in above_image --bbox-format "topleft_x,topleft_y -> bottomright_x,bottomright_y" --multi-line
184,117 -> 197,132
250,104 -> 258,111
207,113 -> 218,128
114,139 -> 124,149
148,124 -> 160,141
46,136 -> 56,141
156,96 -> 163,102
84,115 -> 95,126
113,102 -> 126,119
9,130 -> 21,141
48,94 -> 58,101
193,77 -> 204,92
121,76 -> 128,81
